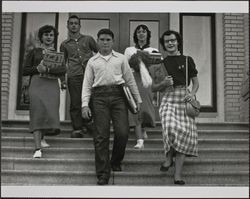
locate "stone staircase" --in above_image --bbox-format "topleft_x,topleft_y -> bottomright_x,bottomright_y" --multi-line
1,120 -> 249,186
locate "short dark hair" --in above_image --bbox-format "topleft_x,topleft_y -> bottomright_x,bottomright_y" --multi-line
97,28 -> 114,39
133,24 -> 151,46
38,25 -> 58,43
160,30 -> 182,51
67,15 -> 80,25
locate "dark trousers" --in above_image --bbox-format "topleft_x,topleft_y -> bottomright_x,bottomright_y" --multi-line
91,85 -> 129,180
68,75 -> 91,130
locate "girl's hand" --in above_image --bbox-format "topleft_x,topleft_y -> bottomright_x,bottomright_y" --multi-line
162,76 -> 173,87
60,81 -> 67,90
183,93 -> 195,102
37,60 -> 47,73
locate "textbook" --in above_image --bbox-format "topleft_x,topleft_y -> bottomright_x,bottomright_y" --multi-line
122,84 -> 138,114
40,51 -> 64,79
43,51 -> 64,70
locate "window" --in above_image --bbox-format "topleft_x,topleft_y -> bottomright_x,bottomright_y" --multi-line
16,13 -> 58,110
180,13 -> 217,112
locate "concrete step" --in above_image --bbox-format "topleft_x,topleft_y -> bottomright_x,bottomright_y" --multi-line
1,170 -> 97,185
2,120 -> 249,130
2,147 -> 249,160
113,171 -> 249,185
2,157 -> 249,172
2,137 -> 249,149
2,127 -> 249,139
1,170 -> 248,185
1,182 -> 247,186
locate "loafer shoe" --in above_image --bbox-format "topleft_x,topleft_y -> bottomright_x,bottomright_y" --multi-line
41,139 -> 50,148
71,130 -> 83,138
174,180 -> 185,185
33,149 -> 42,158
160,161 -> 173,172
112,165 -> 122,172
97,178 -> 109,185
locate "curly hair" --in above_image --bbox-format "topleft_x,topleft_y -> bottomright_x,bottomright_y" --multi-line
159,30 -> 182,52
38,25 -> 58,43
133,24 -> 151,46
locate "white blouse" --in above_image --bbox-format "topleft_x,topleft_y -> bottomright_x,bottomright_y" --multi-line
124,46 -> 159,60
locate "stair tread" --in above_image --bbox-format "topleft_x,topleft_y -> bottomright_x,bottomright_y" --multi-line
2,169 -> 249,175
2,146 -> 249,150
2,136 -> 249,141
2,157 -> 249,164
1,182 -> 248,186
2,127 -> 249,132
2,120 -> 249,124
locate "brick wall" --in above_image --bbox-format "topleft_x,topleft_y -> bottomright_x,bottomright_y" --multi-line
1,13 -> 14,119
240,14 -> 249,122
223,13 -> 248,122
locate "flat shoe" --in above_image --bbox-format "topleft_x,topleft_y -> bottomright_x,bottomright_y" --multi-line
160,161 -> 173,172
41,139 -> 50,148
71,130 -> 83,138
112,165 -> 122,172
97,178 -> 109,185
174,180 -> 185,185
33,149 -> 42,158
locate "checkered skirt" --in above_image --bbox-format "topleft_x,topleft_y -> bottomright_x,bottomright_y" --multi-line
159,87 -> 198,157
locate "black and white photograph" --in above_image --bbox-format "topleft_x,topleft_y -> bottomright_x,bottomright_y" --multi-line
1,1 -> 249,198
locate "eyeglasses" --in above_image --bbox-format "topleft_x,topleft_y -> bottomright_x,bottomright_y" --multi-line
164,39 -> 177,43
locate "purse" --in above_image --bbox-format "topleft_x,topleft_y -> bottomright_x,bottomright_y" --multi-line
185,56 -> 201,118
21,76 -> 31,104
22,85 -> 30,104
122,84 -> 138,114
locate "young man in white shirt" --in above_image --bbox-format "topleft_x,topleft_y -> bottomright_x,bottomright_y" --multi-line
82,28 -> 142,185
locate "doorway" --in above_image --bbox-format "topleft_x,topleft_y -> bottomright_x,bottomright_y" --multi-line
65,13 -> 169,120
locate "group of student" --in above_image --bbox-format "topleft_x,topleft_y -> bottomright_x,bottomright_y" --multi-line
23,15 -> 199,186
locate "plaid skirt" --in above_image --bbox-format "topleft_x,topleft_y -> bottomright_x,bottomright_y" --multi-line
159,87 -> 198,157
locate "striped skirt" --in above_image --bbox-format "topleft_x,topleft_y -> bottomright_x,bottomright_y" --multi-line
159,87 -> 198,157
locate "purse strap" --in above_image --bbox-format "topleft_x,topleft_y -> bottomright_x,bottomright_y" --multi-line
161,61 -> 169,77
186,56 -> 198,101
185,56 -> 188,91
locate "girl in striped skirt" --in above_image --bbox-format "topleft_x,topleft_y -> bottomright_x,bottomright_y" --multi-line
152,30 -> 199,185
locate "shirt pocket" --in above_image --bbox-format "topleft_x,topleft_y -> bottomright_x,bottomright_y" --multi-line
80,43 -> 91,53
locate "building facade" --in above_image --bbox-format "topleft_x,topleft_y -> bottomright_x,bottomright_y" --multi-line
1,12 -> 249,122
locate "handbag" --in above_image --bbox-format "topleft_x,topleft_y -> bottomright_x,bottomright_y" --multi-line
22,85 -> 30,104
122,84 -> 138,114
185,56 -> 201,118
21,76 -> 31,104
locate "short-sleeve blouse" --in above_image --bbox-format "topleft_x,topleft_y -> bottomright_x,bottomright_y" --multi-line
163,55 -> 198,86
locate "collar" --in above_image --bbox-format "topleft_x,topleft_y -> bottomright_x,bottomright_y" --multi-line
135,43 -> 150,50
93,50 -> 118,60
65,33 -> 84,43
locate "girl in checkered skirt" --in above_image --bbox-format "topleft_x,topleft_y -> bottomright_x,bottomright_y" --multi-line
152,30 -> 199,185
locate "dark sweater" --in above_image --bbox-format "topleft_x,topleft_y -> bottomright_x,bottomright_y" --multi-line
23,48 -> 66,80
163,55 -> 198,86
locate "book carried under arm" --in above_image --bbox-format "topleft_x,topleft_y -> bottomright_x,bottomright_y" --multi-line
122,84 -> 138,114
